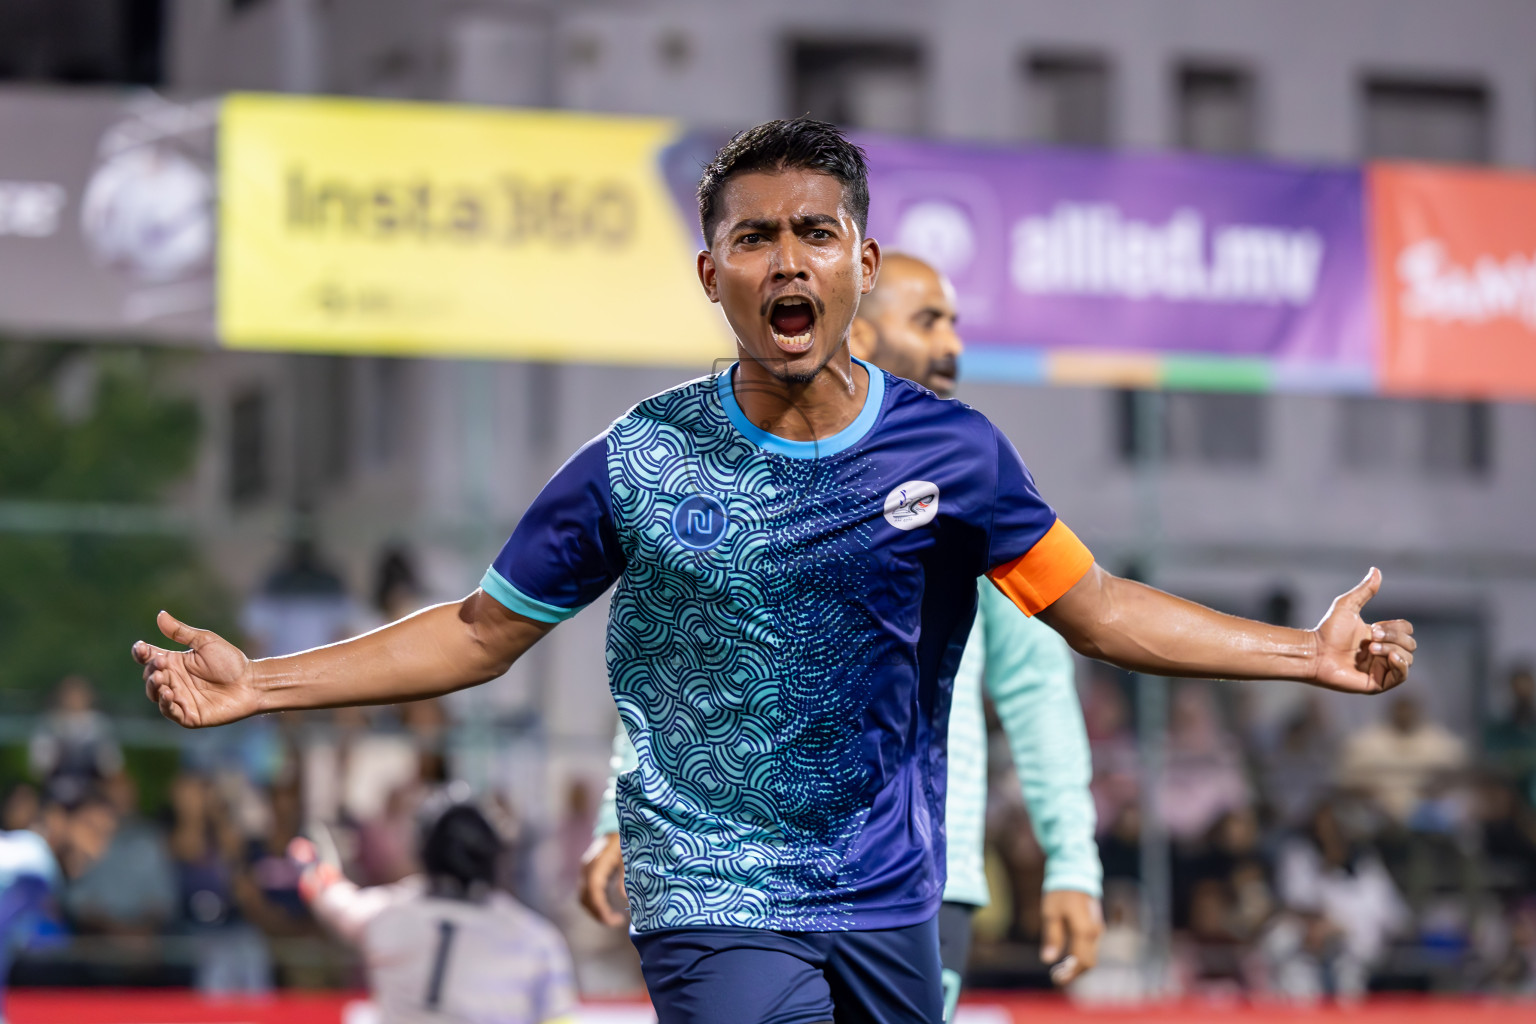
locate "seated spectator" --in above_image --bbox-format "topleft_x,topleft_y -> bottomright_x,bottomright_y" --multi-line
166,772 -> 271,994
63,773 -> 176,937
2,784 -> 40,833
1262,696 -> 1339,827
1485,665 -> 1536,802
1083,670 -> 1139,837
1159,682 -> 1250,843
3,795 -> 120,993
28,676 -> 122,808
1173,808 -> 1275,993
235,782 -> 314,940
1269,801 -> 1408,1000
1097,804 -> 1141,883
1473,774 -> 1536,895
356,782 -> 424,886
1338,695 -> 1466,826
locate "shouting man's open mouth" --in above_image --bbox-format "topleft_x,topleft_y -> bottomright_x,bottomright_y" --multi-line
767,293 -> 820,355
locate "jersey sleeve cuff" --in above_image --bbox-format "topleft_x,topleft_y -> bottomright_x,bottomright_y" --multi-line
987,519 -> 1095,616
480,568 -> 586,623
1042,866 -> 1104,899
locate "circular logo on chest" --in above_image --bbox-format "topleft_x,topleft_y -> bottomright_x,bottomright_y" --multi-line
670,494 -> 729,551
883,480 -> 940,530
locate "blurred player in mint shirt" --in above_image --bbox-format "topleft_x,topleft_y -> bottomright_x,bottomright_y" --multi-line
580,253 -> 1104,1020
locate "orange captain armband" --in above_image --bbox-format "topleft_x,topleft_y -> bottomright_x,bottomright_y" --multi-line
986,519 -> 1096,616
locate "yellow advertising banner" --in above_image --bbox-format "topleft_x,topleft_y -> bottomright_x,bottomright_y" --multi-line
219,94 -> 731,363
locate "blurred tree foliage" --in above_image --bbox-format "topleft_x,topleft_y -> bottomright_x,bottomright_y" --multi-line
0,340 -> 236,712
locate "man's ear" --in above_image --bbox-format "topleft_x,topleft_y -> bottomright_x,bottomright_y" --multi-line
697,250 -> 720,303
849,316 -> 878,361
859,236 -> 882,295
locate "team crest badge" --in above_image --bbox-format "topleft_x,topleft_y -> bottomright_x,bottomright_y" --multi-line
671,494 -> 729,551
883,480 -> 939,530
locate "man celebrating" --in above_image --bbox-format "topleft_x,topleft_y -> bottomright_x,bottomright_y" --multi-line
578,252 -> 1103,1021
137,118 -> 1414,1024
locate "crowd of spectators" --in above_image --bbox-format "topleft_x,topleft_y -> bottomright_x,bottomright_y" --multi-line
6,543 -> 1535,1003
979,666 -> 1536,1001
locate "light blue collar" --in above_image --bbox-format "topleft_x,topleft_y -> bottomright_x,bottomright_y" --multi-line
716,357 -> 886,459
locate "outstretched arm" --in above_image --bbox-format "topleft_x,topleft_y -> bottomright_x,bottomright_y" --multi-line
133,590 -> 551,728
1035,565 -> 1414,693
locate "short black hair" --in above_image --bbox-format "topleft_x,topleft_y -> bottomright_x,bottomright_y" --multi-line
697,117 -> 870,244
421,804 -> 500,890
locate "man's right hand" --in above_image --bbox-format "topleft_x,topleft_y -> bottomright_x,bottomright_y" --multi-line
579,832 -> 627,927
133,610 -> 260,728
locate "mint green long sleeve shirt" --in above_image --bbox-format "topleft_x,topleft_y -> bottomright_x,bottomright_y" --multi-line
594,581 -> 1101,906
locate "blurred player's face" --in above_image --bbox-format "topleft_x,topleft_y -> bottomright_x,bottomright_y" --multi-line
852,256 -> 963,397
698,169 -> 879,383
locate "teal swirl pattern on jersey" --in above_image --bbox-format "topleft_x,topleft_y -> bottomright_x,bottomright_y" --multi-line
483,361 -> 1079,932
605,377 -> 886,930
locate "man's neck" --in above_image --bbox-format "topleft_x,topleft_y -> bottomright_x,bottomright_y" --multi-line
732,345 -> 869,443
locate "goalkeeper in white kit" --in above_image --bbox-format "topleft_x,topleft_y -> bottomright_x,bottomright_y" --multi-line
293,802 -> 577,1024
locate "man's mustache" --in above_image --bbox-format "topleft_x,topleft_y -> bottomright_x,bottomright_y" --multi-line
930,354 -> 958,382
758,291 -> 827,318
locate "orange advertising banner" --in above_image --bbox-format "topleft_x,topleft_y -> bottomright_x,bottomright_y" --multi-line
1371,163 -> 1536,397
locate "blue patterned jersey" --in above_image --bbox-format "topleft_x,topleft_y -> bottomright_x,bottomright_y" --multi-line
483,360 -> 1094,931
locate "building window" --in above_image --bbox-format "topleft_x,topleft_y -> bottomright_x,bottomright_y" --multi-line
0,0 -> 164,84
791,40 -> 925,134
1117,390 -> 1267,466
229,389 -> 269,505
1023,52 -> 1112,146
319,356 -> 353,484
366,357 -> 407,467
1177,63 -> 1257,155
1339,397 -> 1492,476
1363,77 -> 1491,163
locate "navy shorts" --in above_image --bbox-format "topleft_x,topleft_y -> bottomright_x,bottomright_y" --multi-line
632,915 -> 943,1024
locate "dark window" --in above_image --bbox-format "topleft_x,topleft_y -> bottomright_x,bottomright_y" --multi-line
0,0 -> 163,85
319,356 -> 353,484
229,389 -> 269,505
366,357 -> 407,466
1117,389 -> 1267,466
1363,77 -> 1491,164
1023,52 -> 1112,146
790,40 -> 925,134
1339,397 -> 1492,476
1177,63 -> 1258,155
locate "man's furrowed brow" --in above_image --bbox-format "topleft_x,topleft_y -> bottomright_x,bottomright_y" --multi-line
728,217 -> 780,234
793,213 -> 840,229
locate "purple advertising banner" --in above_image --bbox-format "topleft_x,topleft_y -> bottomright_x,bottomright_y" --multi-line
859,137 -> 1373,381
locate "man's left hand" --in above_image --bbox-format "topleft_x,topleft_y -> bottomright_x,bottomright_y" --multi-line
1040,889 -> 1103,986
